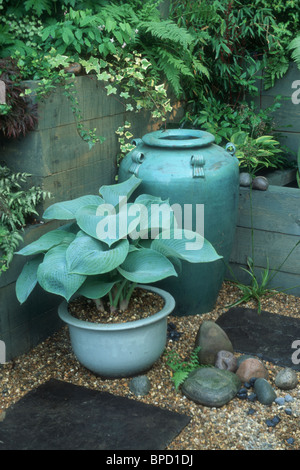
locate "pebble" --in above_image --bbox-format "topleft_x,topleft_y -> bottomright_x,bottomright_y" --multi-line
129,375 -> 151,397
284,394 -> 294,403
254,378 -> 277,405
248,393 -> 257,402
215,350 -> 238,372
236,358 -> 268,383
239,172 -> 252,187
265,416 -> 280,427
167,322 -> 182,341
252,176 -> 269,191
286,438 -> 295,445
275,368 -> 298,390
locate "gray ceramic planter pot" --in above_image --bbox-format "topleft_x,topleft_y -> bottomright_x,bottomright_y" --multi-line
58,285 -> 175,378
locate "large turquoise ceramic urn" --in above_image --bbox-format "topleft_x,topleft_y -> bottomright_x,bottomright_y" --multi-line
118,129 -> 239,316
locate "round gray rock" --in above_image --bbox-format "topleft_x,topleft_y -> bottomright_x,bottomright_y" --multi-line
240,172 -> 252,187
195,321 -> 234,365
181,367 -> 241,407
254,378 -> 277,405
129,375 -> 151,396
275,368 -> 298,390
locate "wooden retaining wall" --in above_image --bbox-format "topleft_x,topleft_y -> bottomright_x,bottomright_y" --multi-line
228,182 -> 300,297
0,76 -> 181,361
1,75 -> 181,211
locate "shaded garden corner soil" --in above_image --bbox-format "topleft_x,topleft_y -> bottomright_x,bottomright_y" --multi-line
0,281 -> 299,450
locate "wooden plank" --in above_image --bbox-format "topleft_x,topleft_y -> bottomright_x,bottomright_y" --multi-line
2,114 -> 125,177
39,158 -> 117,208
229,226 -> 300,275
260,95 -> 300,133
24,76 -> 125,130
265,169 -> 297,186
0,324 -> 30,362
277,131 -> 300,157
0,282 -> 61,333
2,109 -> 173,178
237,186 -> 300,236
0,304 -> 61,362
0,220 -> 61,288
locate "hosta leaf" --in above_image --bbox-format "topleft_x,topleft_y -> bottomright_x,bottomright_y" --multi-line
57,222 -> 80,234
16,229 -> 76,256
37,244 -> 86,301
99,175 -> 141,207
132,194 -> 177,239
16,254 -> 44,303
77,275 -> 120,299
75,203 -> 140,247
66,231 -> 129,275
117,247 -> 177,283
43,195 -> 104,220
151,229 -> 222,263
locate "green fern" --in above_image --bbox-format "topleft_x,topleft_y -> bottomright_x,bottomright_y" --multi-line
138,20 -> 194,49
165,346 -> 204,391
263,52 -> 290,89
289,35 -> 300,69
0,165 -> 51,272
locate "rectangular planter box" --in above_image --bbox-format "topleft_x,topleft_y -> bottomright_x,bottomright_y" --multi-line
228,174 -> 300,297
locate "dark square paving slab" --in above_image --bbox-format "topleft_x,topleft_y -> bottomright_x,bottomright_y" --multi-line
216,307 -> 300,370
0,379 -> 191,450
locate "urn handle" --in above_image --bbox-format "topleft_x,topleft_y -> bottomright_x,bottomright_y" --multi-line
225,142 -> 236,156
129,151 -> 145,176
131,138 -> 143,146
191,154 -> 205,178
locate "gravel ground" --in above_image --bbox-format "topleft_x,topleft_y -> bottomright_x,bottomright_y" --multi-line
0,281 -> 299,451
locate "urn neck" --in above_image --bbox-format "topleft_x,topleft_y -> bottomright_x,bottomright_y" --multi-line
141,129 -> 215,149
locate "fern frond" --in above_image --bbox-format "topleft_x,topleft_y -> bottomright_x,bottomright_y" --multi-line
289,36 -> 300,69
263,52 -> 289,90
138,20 -> 194,49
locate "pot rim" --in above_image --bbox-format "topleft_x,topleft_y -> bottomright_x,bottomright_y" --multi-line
141,129 -> 215,148
58,284 -> 175,331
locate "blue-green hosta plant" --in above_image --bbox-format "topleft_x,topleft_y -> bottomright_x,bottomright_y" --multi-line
15,176 -> 222,315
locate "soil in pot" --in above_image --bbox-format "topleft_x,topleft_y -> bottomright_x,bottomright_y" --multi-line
68,287 -> 165,324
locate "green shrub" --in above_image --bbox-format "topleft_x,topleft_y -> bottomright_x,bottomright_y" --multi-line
0,165 -> 50,272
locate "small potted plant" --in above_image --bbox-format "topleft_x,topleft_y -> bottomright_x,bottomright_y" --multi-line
15,176 -> 221,378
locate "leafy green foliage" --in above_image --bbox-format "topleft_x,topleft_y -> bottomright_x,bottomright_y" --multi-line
170,0 -> 300,100
182,95 -> 282,144
227,241 -> 300,314
0,58 -> 38,138
15,176 -> 222,312
289,36 -> 300,70
229,131 -> 287,176
0,165 -> 50,272
165,346 -> 204,390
